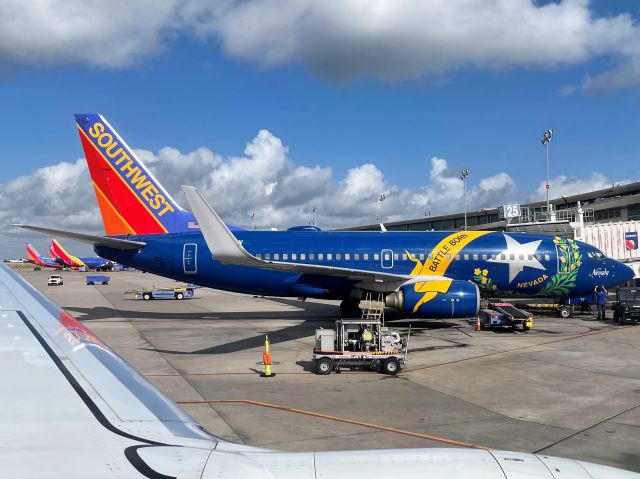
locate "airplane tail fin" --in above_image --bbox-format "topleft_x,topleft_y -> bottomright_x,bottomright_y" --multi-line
26,244 -> 44,265
51,239 -> 86,268
74,114 -> 197,235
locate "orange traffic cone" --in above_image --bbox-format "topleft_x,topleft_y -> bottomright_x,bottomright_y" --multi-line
260,335 -> 276,378
476,316 -> 481,331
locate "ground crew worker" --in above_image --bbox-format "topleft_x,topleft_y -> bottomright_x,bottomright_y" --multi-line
595,285 -> 608,320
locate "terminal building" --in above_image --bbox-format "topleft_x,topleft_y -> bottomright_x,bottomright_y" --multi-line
347,181 -> 640,282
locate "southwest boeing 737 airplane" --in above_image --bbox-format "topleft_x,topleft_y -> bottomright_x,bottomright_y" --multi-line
2,262 -> 638,477
25,243 -> 62,269
16,114 -> 634,320
49,239 -> 112,270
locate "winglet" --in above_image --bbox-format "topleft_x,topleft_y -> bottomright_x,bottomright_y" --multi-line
181,186 -> 255,266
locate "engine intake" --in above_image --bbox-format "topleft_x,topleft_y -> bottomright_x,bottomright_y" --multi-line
385,280 -> 480,319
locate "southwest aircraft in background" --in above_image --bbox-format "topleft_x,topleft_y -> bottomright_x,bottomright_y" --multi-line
3,263 -> 638,477
17,114 -> 635,319
25,243 -> 62,269
49,238 -> 112,270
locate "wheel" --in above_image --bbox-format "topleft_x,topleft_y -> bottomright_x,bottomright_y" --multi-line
559,307 -> 571,318
143,293 -> 152,300
382,357 -> 400,375
175,292 -> 184,300
60,282 -> 63,286
316,357 -> 333,375
103,282 -> 108,285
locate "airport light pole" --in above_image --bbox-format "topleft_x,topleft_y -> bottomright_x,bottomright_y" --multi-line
378,193 -> 387,224
459,169 -> 470,230
541,129 -> 553,220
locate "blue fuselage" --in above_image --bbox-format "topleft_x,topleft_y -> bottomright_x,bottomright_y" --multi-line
95,230 -> 634,301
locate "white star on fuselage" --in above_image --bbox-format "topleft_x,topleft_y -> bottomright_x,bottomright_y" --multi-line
489,234 -> 546,283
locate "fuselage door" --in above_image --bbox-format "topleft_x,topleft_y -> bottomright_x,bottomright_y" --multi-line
381,249 -> 394,269
183,243 -> 197,274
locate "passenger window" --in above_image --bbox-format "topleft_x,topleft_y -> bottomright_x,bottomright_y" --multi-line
501,254 -> 506,260
491,254 -> 496,260
393,253 -> 399,261
446,254 -> 451,260
318,253 -> 324,260
309,253 -> 315,260
265,253 -> 271,260
364,253 -> 369,260
300,253 -> 306,260
544,254 -> 550,261
528,254 -> 533,260
536,254 -> 542,261
482,254 -> 488,260
274,253 -> 280,260
473,254 -> 479,260
256,253 -> 262,259
428,254 -> 433,260
282,253 -> 288,260
419,253 -> 425,261
455,255 -> 460,260
354,253 -> 360,260
336,253 -> 342,261
374,253 -> 379,260
509,254 -> 515,260
327,253 -> 333,260
519,254 -> 524,260
463,254 -> 469,260
345,253 -> 350,260
402,253 -> 407,261
291,253 -> 297,260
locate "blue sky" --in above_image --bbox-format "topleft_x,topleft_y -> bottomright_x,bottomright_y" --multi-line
1,0 -> 640,257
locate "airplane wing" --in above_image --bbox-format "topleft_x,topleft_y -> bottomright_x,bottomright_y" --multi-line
182,186 -> 444,291
2,262 -> 635,478
13,224 -> 146,250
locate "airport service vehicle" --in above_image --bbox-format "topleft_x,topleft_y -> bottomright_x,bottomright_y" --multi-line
613,287 -> 640,323
479,303 -> 534,330
131,286 -> 194,300
25,243 -> 62,269
313,318 -> 408,375
17,114 -> 635,321
3,262 -> 639,478
47,274 -> 63,286
85,275 -> 109,285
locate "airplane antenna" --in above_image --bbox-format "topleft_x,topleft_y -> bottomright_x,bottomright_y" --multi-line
250,213 -> 256,230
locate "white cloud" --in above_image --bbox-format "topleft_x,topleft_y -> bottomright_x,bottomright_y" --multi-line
1,1 -> 640,92
528,172 -> 612,201
0,129 -> 625,258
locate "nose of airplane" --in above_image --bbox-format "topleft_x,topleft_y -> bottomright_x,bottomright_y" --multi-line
619,262 -> 635,283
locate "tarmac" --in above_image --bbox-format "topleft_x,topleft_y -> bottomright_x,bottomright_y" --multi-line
16,267 -> 640,471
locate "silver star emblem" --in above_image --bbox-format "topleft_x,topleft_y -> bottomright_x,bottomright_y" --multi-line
489,234 -> 546,283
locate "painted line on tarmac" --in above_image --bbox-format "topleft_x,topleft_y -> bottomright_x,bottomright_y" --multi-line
404,325 -> 633,373
177,398 -> 486,449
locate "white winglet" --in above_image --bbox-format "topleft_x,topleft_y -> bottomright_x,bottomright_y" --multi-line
181,186 -> 256,266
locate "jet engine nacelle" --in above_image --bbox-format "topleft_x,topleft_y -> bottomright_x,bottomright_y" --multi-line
385,280 -> 480,319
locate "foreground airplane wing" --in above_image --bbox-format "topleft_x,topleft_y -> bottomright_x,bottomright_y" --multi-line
1,262 -> 637,478
182,186 -> 442,290
13,224 -> 146,249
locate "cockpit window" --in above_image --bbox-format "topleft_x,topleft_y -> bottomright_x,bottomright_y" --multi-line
587,250 -> 605,259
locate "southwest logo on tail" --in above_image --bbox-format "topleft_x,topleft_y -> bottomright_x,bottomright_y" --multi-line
26,244 -> 62,269
74,114 -> 197,235
51,239 -> 86,268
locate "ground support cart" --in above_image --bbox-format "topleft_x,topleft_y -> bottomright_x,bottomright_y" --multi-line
313,319 -> 409,375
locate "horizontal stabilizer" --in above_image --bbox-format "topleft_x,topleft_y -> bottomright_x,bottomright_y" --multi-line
13,225 -> 146,250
